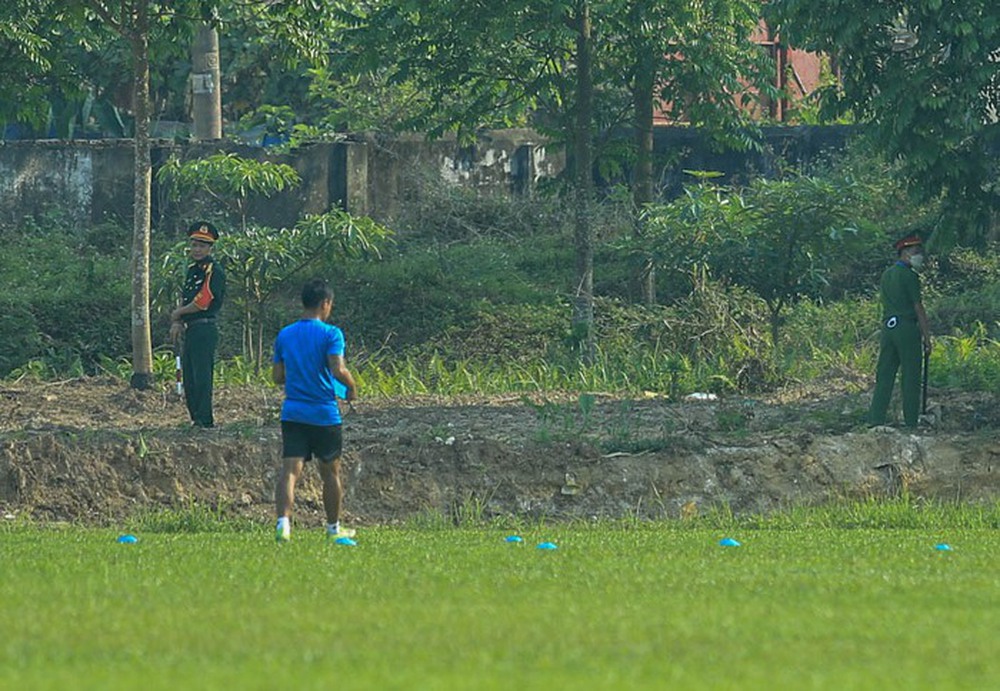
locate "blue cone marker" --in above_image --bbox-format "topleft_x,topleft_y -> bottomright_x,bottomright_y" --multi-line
537,542 -> 558,550
505,535 -> 524,543
934,543 -> 952,551
334,537 -> 357,546
117,534 -> 138,544
719,537 -> 741,547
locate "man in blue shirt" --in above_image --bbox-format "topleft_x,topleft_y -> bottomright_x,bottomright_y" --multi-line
273,278 -> 358,542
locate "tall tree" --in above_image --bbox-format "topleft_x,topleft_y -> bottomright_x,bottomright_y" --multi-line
334,0 -> 601,356
78,0 -> 159,388
0,1 -> 100,131
0,3 -> 52,126
333,0 -> 772,351
610,0 -> 772,304
767,0 -> 1000,244
8,1 -> 341,387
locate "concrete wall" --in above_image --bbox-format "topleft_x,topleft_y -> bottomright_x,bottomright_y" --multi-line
0,139 -> 133,227
0,127 -> 850,233
650,124 -> 857,198
361,129 -> 562,223
0,131 -> 564,232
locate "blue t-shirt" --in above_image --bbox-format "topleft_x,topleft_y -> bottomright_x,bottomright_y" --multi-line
273,319 -> 346,426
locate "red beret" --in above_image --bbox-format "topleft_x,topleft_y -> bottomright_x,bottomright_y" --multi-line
894,235 -> 922,251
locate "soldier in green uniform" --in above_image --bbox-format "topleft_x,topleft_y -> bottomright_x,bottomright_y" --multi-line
868,234 -> 932,428
169,221 -> 226,428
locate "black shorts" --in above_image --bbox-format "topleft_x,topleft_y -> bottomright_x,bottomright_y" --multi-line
281,421 -> 343,463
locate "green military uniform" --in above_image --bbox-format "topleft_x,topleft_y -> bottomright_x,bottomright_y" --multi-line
180,225 -> 226,428
869,260 -> 923,427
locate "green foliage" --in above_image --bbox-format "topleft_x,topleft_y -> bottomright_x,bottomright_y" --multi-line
233,104 -> 296,139
932,324 -> 1000,392
0,214 -> 130,377
305,67 -> 433,134
632,165 -> 894,345
523,394 -> 598,443
157,152 -> 302,232
3,1 -> 345,137
158,152 -> 392,367
0,1 -> 99,129
779,297 -> 880,380
931,245 -> 1000,337
96,349 -> 182,385
767,0 -> 1000,243
214,355 -> 272,387
10,147 -> 1000,400
332,237 -> 561,354
331,0 -> 773,162
0,301 -> 44,376
209,211 -> 391,364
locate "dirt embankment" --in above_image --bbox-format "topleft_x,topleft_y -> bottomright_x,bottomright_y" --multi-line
1,377 -> 998,525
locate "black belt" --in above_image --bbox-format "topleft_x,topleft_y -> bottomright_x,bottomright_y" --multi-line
186,316 -> 217,325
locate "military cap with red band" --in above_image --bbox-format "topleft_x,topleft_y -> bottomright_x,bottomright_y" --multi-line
187,221 -> 219,244
894,234 -> 922,251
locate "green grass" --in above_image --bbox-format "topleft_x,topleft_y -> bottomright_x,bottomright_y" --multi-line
2,514 -> 997,689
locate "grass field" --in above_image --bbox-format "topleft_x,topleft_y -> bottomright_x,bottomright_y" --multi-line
2,514 -> 998,690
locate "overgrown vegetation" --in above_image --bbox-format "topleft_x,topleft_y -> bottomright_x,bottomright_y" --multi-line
4,149 -> 1000,399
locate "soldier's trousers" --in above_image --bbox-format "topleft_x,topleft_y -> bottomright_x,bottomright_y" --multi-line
869,317 -> 923,427
182,320 -> 218,428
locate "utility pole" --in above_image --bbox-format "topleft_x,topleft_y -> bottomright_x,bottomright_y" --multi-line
191,23 -> 222,139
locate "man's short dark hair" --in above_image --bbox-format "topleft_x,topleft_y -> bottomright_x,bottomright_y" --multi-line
302,278 -> 334,309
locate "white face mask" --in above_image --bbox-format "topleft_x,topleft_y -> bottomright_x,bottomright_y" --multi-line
909,253 -> 925,269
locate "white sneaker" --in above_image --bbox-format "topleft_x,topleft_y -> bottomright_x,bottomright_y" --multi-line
276,521 -> 291,543
327,526 -> 356,539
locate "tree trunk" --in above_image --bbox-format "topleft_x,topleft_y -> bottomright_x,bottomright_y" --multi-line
572,2 -> 595,363
129,0 -> 154,390
191,23 -> 222,140
769,301 -> 783,352
633,48 -> 656,305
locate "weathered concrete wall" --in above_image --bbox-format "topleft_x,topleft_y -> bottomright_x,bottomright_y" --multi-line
0,139 -> 133,227
649,124 -> 857,197
0,132 -> 565,231
0,127 -> 850,232
362,129 -> 563,223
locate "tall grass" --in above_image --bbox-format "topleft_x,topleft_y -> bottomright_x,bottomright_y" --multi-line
13,318 -> 1000,400
8,205 -> 1000,399
933,322 -> 1000,391
124,500 -> 260,534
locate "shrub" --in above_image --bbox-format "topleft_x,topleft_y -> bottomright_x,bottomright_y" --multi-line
0,300 -> 44,376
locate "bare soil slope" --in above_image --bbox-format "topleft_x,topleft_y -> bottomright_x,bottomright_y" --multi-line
1,377 -> 998,525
